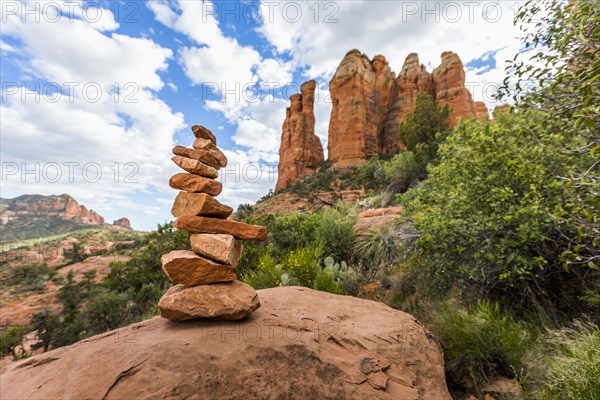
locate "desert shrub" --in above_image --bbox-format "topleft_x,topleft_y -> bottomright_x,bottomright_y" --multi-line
313,256 -> 347,295
83,287 -> 132,335
354,225 -> 402,270
0,325 -> 30,359
245,207 -> 356,264
242,253 -> 283,289
2,263 -> 58,293
354,155 -> 388,191
382,151 -> 421,194
282,245 -> 323,287
523,319 -> 600,400
435,300 -> 536,390
400,111 -> 597,314
399,93 -> 450,172
314,207 -> 356,262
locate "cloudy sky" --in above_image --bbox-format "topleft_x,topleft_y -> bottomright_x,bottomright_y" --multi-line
1,0 -> 527,230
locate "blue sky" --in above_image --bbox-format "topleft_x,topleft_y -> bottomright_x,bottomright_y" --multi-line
1,0 -> 526,231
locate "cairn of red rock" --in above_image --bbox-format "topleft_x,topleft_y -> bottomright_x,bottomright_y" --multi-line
158,125 -> 267,321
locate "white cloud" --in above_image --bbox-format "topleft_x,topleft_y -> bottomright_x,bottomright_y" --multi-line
1,2 -> 185,230
258,1 -> 528,110
0,39 -> 18,54
145,0 -> 300,206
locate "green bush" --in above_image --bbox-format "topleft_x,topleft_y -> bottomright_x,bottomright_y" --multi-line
314,207 -> 356,262
313,257 -> 347,295
523,319 -> 600,400
435,300 -> 536,390
1,263 -> 58,293
400,111 -> 595,313
242,253 -> 283,289
354,225 -> 401,270
282,246 -> 322,287
0,325 -> 30,359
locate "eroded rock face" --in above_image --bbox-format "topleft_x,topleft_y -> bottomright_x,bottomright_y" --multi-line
432,51 -> 484,127
275,80 -> 325,191
328,49 -> 395,167
1,287 -> 451,400
326,50 -> 489,167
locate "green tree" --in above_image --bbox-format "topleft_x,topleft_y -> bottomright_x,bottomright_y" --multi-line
399,93 -> 451,175
501,0 -> 599,278
0,325 -> 30,359
401,111 -> 592,314
31,310 -> 60,352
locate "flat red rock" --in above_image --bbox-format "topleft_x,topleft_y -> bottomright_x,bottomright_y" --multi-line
158,280 -> 260,321
169,173 -> 222,196
161,250 -> 236,286
174,215 -> 268,241
191,125 -> 217,143
192,138 -> 227,167
171,192 -> 232,218
171,156 -> 218,178
172,146 -> 220,169
190,234 -> 243,266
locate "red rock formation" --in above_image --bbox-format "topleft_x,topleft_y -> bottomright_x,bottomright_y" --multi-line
381,53 -> 435,155
327,50 -> 394,167
275,80 -> 324,191
328,50 -> 490,167
0,194 -> 104,226
473,102 -> 490,121
274,50 -> 491,188
112,217 -> 131,229
432,51 -> 486,127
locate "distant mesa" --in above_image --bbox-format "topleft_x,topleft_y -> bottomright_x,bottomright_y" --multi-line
276,50 -> 490,190
0,194 -> 130,242
112,217 -> 131,229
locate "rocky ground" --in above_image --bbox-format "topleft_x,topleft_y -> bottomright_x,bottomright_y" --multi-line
0,287 -> 451,400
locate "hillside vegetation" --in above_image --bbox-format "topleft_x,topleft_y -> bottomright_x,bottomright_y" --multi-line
1,1 -> 597,399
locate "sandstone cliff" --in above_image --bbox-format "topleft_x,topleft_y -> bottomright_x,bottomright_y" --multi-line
0,194 -> 106,242
275,50 -> 490,189
275,80 -> 325,191
328,49 -> 395,167
328,50 -> 489,167
1,287 -> 451,400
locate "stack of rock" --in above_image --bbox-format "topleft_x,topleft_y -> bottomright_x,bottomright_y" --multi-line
158,125 -> 267,321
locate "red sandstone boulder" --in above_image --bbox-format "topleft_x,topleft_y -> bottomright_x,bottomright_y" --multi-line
171,156 -> 218,178
190,233 -> 243,267
191,125 -> 217,143
158,280 -> 259,321
174,215 -> 268,241
0,287 -> 451,400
